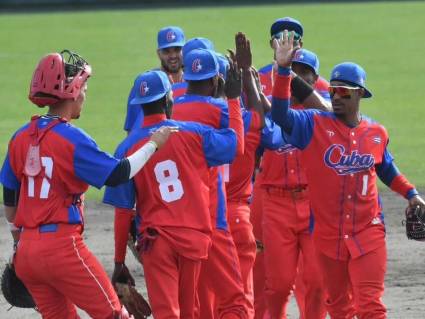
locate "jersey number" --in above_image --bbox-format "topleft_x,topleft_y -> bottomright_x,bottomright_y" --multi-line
154,160 -> 184,203
28,157 -> 53,199
361,174 -> 368,196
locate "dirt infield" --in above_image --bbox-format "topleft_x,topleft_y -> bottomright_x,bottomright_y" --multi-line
1,191 -> 424,318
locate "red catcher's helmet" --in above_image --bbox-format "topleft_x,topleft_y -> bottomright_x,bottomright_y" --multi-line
29,50 -> 92,107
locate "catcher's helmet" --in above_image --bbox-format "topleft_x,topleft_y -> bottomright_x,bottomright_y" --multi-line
29,50 -> 91,107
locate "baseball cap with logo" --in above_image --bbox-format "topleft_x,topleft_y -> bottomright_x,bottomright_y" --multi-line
330,62 -> 372,98
130,70 -> 171,105
157,26 -> 185,50
292,49 -> 319,75
183,49 -> 219,81
270,17 -> 303,38
183,37 -> 215,58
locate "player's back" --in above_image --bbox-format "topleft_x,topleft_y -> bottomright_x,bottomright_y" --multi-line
172,94 -> 228,128
117,117 -> 236,233
5,116 -> 117,228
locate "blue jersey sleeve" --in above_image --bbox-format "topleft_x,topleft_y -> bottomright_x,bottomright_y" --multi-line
124,85 -> 143,132
260,114 -> 284,150
376,147 -> 399,187
202,127 -> 237,167
73,132 -> 120,189
281,109 -> 316,150
0,153 -> 20,190
102,137 -> 140,209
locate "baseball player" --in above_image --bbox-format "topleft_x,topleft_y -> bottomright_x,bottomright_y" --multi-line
103,70 -> 238,318
259,48 -> 327,319
172,48 -> 248,319
124,26 -> 185,132
0,50 -> 174,319
271,31 -> 425,318
258,17 -> 330,104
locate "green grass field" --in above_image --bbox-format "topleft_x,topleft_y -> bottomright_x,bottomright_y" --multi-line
1,1 -> 424,200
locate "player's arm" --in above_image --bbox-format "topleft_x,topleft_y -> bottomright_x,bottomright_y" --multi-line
270,31 -> 316,150
376,147 -> 425,208
3,187 -> 20,243
202,127 -> 237,166
290,71 -> 332,112
1,148 -> 22,243
234,32 -> 266,128
75,126 -> 176,189
225,55 -> 244,155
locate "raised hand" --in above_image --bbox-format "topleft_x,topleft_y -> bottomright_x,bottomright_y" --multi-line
235,32 -> 252,70
272,30 -> 299,68
224,53 -> 242,99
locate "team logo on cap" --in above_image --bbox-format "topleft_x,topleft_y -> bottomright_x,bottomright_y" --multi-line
140,82 -> 149,96
294,51 -> 304,61
333,71 -> 340,78
166,31 -> 176,42
192,59 -> 203,73
358,77 -> 364,85
324,144 -> 375,175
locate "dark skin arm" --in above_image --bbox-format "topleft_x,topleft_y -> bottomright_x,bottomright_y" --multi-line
233,32 -> 265,127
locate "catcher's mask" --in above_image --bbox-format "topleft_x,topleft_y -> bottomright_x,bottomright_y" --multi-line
1,263 -> 37,310
29,49 -> 92,107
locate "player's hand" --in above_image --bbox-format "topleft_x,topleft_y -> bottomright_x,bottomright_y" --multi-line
112,262 -> 135,287
150,126 -> 179,149
272,30 -> 300,68
235,32 -> 252,70
224,52 -> 242,99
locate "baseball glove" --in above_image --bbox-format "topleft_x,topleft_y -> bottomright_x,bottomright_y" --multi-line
115,283 -> 151,319
1,263 -> 36,309
404,205 -> 425,241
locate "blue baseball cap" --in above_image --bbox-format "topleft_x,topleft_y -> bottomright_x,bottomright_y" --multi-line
215,53 -> 229,80
292,49 -> 319,75
270,17 -> 303,37
130,70 -> 171,105
183,37 -> 215,58
157,26 -> 185,50
183,49 -> 219,81
330,62 -> 372,98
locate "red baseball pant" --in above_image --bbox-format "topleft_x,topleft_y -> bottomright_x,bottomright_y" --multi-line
15,225 -> 124,319
198,228 -> 249,319
250,185 -> 268,319
142,234 -> 202,319
228,201 -> 257,319
262,188 -> 325,319
316,244 -> 387,319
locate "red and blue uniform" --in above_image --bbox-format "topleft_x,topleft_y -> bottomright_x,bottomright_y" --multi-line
124,81 -> 187,132
258,63 -> 330,102
103,114 -> 237,318
225,110 -> 284,319
258,105 -> 326,319
0,115 -> 123,319
172,94 -> 249,319
271,67 -> 418,319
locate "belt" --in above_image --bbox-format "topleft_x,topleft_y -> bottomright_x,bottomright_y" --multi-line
20,223 -> 83,239
265,185 -> 308,198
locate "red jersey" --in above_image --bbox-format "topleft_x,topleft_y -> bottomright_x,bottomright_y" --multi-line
0,116 -> 119,229
225,110 -> 262,203
259,104 -> 307,189
172,94 -> 230,230
103,114 -> 237,234
258,63 -> 330,101
271,69 -> 418,261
